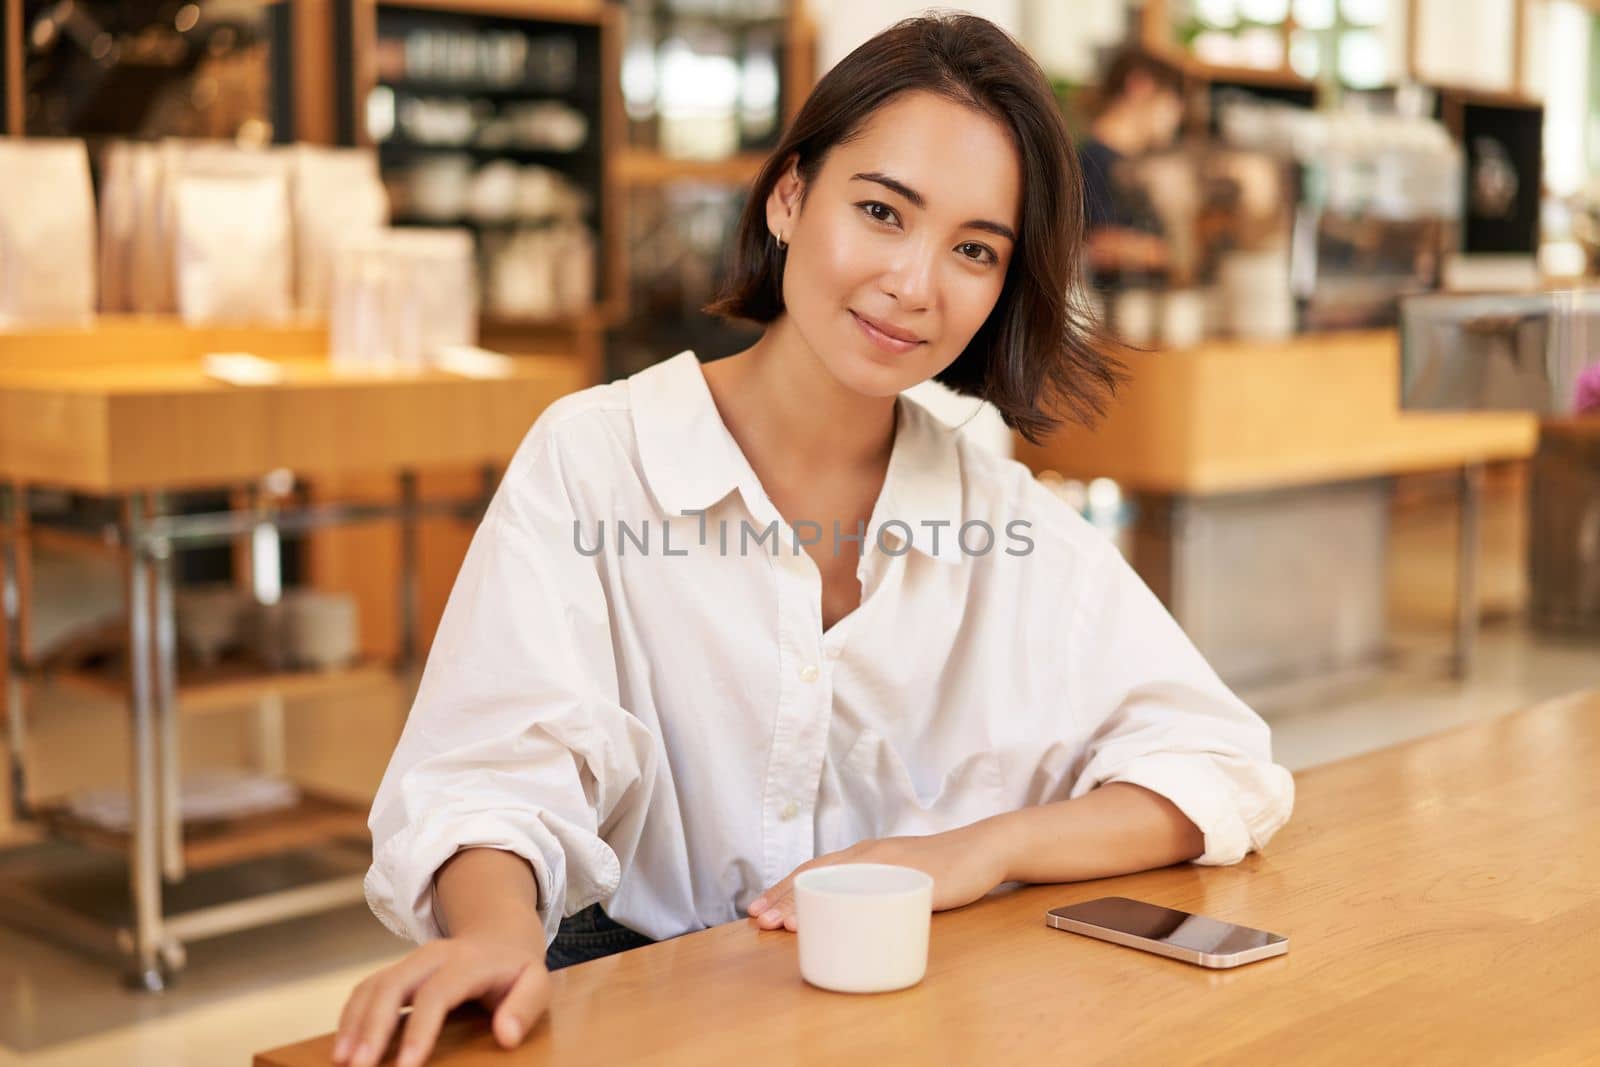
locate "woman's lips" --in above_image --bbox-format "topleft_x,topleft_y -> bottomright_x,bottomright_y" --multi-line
850,310 -> 924,355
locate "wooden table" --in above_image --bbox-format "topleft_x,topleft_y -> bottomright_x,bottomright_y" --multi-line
258,689 -> 1600,1066
0,357 -> 583,492
0,338 -> 585,989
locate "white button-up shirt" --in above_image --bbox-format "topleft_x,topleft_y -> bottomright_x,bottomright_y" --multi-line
365,351 -> 1294,947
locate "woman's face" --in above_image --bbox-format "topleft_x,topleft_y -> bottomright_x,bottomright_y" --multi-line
766,90 -> 1023,399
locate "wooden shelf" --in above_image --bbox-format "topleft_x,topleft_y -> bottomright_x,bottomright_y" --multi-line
1181,58 -> 1314,91
27,523 -> 123,558
1431,85 -> 1543,111
376,0 -> 606,25
52,657 -> 395,716
480,310 -> 602,331
377,77 -> 594,103
1139,3 -> 1316,94
392,214 -> 590,231
1543,417 -> 1600,442
616,148 -> 766,188
38,790 -> 370,872
377,140 -> 592,164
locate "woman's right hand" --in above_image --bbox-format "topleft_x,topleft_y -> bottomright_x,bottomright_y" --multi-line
333,932 -> 551,1067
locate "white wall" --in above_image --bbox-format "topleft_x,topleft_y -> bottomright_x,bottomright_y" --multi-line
815,0 -> 1544,97
811,0 -> 1128,83
812,0 -> 1024,73
1413,0 -> 1518,92
1022,0 -> 1130,83
1540,0 -> 1591,196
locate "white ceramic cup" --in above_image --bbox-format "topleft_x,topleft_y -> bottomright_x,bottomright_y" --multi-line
282,591 -> 360,672
1112,288 -> 1157,346
794,863 -> 933,994
1159,288 -> 1209,349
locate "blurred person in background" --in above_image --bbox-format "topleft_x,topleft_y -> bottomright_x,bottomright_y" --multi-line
1078,48 -> 1186,285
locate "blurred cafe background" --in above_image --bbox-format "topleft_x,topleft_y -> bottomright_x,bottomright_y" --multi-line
0,1 -> 1596,1062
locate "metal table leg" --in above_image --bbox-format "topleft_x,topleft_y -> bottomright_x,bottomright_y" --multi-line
123,493 -> 169,991
246,484 -> 288,776
398,470 -> 419,672
1454,464 -> 1485,680
2,483 -> 30,821
0,477 -> 497,986
148,493 -> 186,886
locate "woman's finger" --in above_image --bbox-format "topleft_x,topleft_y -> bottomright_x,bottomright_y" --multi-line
492,962 -> 552,1048
396,966 -> 489,1067
750,876 -> 792,918
750,845 -> 871,924
749,877 -> 787,916
752,854 -> 828,916
348,951 -> 447,1067
755,888 -> 788,927
333,977 -> 375,1064
757,884 -> 799,929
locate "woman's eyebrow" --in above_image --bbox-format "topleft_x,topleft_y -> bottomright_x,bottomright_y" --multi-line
850,171 -> 1017,242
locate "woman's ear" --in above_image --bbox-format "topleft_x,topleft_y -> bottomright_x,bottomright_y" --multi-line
764,154 -> 804,245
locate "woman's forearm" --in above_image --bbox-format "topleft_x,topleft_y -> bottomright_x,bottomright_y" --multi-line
434,847 -> 547,951
979,782 -> 1205,885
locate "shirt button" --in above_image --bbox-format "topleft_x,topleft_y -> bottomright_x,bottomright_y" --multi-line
799,663 -> 819,682
780,801 -> 799,821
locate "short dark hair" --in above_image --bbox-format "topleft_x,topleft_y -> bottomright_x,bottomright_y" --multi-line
703,12 -> 1123,445
1100,47 -> 1185,106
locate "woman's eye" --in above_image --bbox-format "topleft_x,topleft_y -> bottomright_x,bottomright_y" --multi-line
958,242 -> 997,265
859,201 -> 899,226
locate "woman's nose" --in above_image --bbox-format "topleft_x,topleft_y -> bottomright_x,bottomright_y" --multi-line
879,245 -> 936,310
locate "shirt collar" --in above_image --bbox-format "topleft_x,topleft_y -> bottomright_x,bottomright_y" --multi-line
630,351 -> 965,565
878,392 -> 965,565
631,351 -> 747,517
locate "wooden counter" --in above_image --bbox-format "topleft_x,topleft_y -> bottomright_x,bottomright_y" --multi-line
0,315 -> 331,371
1014,331 -> 1539,494
257,688 -> 1600,1067
0,357 -> 585,493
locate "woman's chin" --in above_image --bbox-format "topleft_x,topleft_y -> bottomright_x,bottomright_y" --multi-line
838,362 -> 917,399
823,344 -> 928,398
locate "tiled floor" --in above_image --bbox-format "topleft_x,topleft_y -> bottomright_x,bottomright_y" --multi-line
0,621 -> 1593,1067
1264,625 -> 1597,771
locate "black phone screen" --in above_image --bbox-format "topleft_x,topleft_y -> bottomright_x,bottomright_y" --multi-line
1052,897 -> 1284,956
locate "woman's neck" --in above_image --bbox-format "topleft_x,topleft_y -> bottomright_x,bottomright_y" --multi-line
705,316 -> 897,489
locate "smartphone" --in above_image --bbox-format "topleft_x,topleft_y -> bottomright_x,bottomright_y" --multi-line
1046,896 -> 1287,969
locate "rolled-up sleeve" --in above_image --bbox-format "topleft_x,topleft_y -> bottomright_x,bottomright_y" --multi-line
364,422 -> 658,947
1064,536 -> 1294,865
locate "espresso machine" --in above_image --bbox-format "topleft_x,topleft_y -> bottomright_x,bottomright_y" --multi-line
1112,99 -> 1465,340
1218,98 -> 1464,332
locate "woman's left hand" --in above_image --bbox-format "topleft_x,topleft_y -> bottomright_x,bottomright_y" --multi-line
746,822 -> 1011,932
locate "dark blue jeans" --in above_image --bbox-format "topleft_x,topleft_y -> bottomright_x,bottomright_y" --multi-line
544,902 -> 655,971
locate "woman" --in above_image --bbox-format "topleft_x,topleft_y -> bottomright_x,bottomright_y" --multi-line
335,14 -> 1293,1067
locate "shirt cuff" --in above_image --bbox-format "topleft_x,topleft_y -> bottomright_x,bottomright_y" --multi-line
1095,751 -> 1294,866
365,810 -> 622,949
